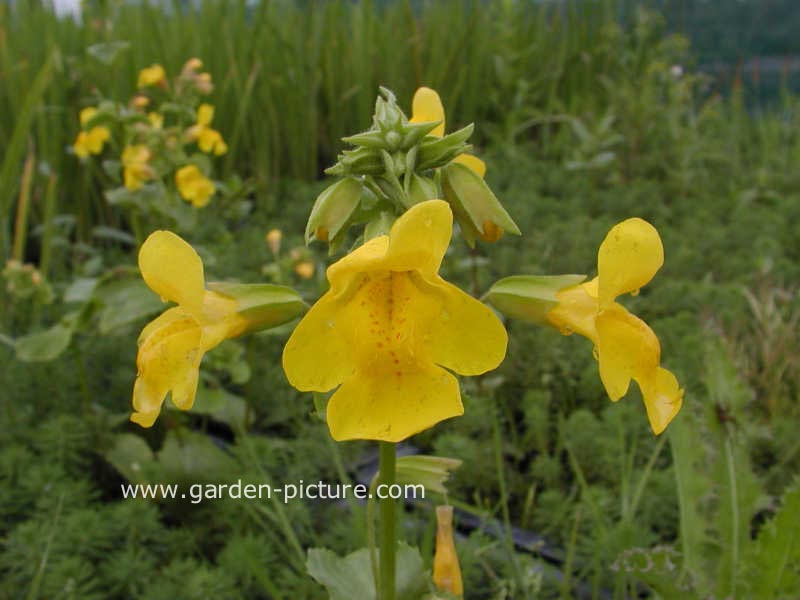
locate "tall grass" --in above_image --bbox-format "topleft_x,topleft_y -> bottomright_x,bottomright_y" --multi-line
0,0 -> 631,235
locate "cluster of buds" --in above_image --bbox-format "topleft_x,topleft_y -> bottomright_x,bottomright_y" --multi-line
2,260 -> 53,304
307,87 -> 519,251
72,58 -> 227,214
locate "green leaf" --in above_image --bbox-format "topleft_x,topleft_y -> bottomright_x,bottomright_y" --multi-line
190,386 -> 252,431
744,479 -> 800,598
104,433 -> 156,484
307,543 -> 429,600
95,277 -> 164,334
486,274 -> 586,326
86,41 -> 131,65
158,431 -> 238,483
15,321 -> 74,362
63,277 -> 99,304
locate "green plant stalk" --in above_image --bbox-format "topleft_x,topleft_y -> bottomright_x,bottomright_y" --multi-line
38,174 -> 58,279
724,434 -> 739,597
378,441 -> 397,600
12,148 -> 35,262
491,405 -> 523,587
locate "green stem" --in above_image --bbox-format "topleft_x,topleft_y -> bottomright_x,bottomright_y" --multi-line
378,441 -> 397,600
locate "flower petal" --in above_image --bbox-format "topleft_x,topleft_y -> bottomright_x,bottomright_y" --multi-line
453,153 -> 486,178
132,315 -> 202,427
139,231 -> 206,313
595,304 -> 660,401
326,364 -> 462,442
597,218 -> 664,308
282,292 -> 355,392
636,367 -> 684,434
197,103 -> 214,126
429,279 -> 507,376
546,277 -> 601,343
383,199 -> 453,278
410,87 -> 445,137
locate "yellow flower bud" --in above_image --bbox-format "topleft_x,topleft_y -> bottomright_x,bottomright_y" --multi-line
182,57 -> 203,73
132,95 -> 151,109
266,229 -> 282,255
433,505 -> 463,598
294,261 -> 315,280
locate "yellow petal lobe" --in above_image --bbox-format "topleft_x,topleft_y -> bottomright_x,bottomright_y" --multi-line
139,230 -> 205,313
453,153 -> 486,178
410,86 -> 445,137
595,305 -> 661,401
429,280 -> 507,376
637,367 -> 684,435
326,365 -> 462,442
597,217 -> 664,308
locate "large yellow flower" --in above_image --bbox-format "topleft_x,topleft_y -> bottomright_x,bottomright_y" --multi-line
175,165 -> 215,207
132,231 -> 251,427
409,86 -> 486,177
189,104 -> 228,155
122,145 -> 153,191
282,200 -> 508,442
546,218 -> 683,434
73,108 -> 111,158
137,64 -> 166,88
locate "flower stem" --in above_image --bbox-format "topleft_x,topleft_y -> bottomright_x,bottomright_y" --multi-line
378,441 -> 397,600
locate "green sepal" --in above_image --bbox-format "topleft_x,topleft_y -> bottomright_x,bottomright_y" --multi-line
341,130 -> 389,150
207,282 -> 306,331
395,455 -> 462,496
327,147 -> 384,177
417,124 -> 474,171
364,211 -> 396,240
407,172 -> 438,206
305,177 -> 364,244
486,274 -> 587,326
442,162 -> 520,246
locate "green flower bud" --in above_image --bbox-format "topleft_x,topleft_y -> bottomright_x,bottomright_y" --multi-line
485,274 -> 587,326
395,455 -> 462,496
305,177 -> 363,244
417,124 -> 474,171
441,162 -> 521,246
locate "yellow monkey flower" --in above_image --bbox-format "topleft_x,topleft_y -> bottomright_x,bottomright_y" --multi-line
175,165 -> 215,207
282,200 -> 508,442
433,505 -> 464,598
73,108 -> 111,158
137,63 -> 166,88
132,231 -> 304,426
189,104 -> 228,155
121,145 -> 153,191
546,218 -> 683,434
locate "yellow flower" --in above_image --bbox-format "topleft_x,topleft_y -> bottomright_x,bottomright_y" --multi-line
266,229 -> 282,254
147,112 -> 164,130
282,200 -> 508,442
410,86 -> 486,177
73,108 -> 111,158
121,145 -> 153,191
137,63 -> 166,88
546,218 -> 683,434
294,260 -> 314,280
433,505 -> 463,598
175,165 -> 215,207
195,72 -> 214,94
132,231 -> 251,427
189,104 -> 227,155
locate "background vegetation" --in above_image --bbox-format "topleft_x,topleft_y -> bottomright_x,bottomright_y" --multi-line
1,1 -> 799,598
